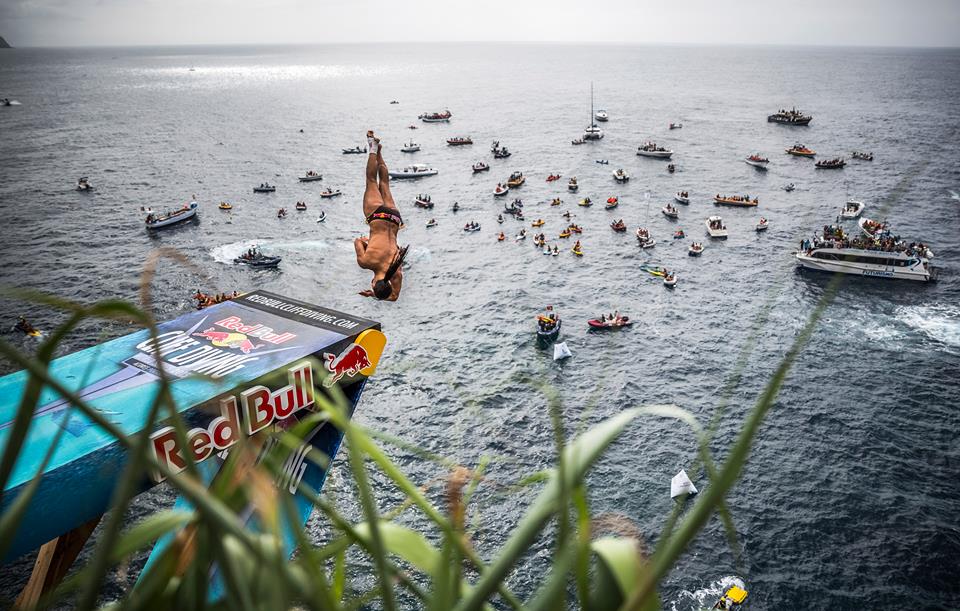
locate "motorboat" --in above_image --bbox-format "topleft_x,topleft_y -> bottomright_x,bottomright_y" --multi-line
840,200 -> 865,219
815,158 -> 846,169
669,122 -> 683,130
277,208 -> 287,219
706,216 -> 728,239
76,177 -> 93,191
613,169 -> 629,182
446,136 -> 473,146
473,162 -> 490,173
712,586 -> 749,610
234,247 -> 281,268
858,217 -> 890,240
299,171 -> 323,182
493,183 -> 510,197
419,110 -> 452,123
316,211 -> 326,222
667,163 -> 676,173
605,197 -> 619,210
537,317 -> 562,344
401,142 -> 421,153
253,183 -> 276,193
637,142 -> 673,159
784,183 -> 796,192
688,242 -> 704,256
493,148 -> 512,159
426,219 -> 438,228
463,222 -> 481,232
768,107 -> 812,125
673,230 -> 685,240
595,108 -> 609,122
587,316 -> 632,329
295,202 -> 307,211
414,194 -> 434,209
578,197 -> 592,207
341,146 -> 366,154
796,242 -> 934,282
595,159 -> 609,165
218,202 -> 232,210
714,194 -> 758,207
756,217 -> 769,232
144,200 -> 199,230
610,220 -> 627,232
786,144 -> 816,157
674,191 -> 690,204
663,273 -> 678,288
389,164 -> 438,179
506,172 -> 526,188
567,177 -> 579,192
515,230 -> 527,241
571,138 -> 585,146
320,189 -> 342,198
745,154 -> 770,170
852,151 -> 874,161
583,83 -> 604,140
661,204 -> 679,219
636,227 -> 655,249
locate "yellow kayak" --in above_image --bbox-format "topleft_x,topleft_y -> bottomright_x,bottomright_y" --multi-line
572,248 -> 583,256
218,202 -> 233,210
559,231 -> 571,238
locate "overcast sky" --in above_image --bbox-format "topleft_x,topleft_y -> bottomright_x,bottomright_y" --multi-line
2,0 -> 959,48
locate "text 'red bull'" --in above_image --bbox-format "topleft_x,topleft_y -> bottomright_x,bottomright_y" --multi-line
150,361 -> 314,481
323,343 -> 371,387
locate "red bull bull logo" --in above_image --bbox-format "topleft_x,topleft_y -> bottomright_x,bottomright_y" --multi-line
192,328 -> 264,354
323,343 -> 371,387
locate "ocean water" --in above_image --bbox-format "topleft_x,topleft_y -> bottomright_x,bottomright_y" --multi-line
1,43 -> 959,609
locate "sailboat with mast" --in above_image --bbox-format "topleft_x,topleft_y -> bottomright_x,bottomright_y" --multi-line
583,83 -> 604,141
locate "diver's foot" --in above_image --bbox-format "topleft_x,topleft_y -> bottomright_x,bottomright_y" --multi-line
367,131 -> 380,155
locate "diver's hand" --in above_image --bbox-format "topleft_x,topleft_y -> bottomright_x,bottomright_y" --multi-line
358,289 -> 375,298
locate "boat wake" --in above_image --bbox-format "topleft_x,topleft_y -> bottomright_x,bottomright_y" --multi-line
894,304 -> 960,351
669,575 -> 746,611
210,239 -> 334,264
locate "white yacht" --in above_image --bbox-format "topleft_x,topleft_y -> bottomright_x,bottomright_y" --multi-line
705,216 -> 728,239
400,141 -> 420,153
388,163 -> 438,179
840,200 -> 865,219
637,142 -> 673,159
595,108 -> 609,122
583,83 -> 604,140
613,168 -> 629,182
796,247 -> 934,281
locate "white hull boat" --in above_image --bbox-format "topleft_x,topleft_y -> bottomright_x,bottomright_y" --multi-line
613,170 -> 629,182
145,201 -> 198,229
320,190 -> 342,198
298,174 -> 323,182
796,247 -> 934,282
745,158 -> 770,170
706,216 -> 728,239
674,193 -> 690,205
401,143 -> 420,153
637,148 -> 673,159
389,164 -> 438,179
840,200 -> 865,219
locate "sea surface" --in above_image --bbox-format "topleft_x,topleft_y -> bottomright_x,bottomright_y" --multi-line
1,43 -> 959,609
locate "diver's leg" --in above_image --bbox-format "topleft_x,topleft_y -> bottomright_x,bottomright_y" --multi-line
363,131 -> 382,217
377,152 -> 396,209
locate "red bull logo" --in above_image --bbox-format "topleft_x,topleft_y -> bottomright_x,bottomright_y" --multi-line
212,316 -> 297,345
192,328 -> 264,354
323,343 -> 371,387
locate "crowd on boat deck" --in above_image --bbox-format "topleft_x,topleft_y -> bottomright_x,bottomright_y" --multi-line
194,290 -> 240,309
772,108 -> 809,119
801,225 -> 931,257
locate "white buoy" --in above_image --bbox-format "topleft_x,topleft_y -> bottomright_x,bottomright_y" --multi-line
553,342 -> 572,361
670,469 -> 698,499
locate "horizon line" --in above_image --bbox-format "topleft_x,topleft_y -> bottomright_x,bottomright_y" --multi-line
4,40 -> 960,51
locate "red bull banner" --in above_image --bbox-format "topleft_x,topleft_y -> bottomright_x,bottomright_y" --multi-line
0,290 -> 384,563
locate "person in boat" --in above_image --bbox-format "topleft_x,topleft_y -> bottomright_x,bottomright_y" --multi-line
356,131 -> 407,301
15,316 -> 38,335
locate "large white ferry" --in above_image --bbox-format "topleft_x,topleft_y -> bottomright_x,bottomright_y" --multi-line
795,247 -> 934,281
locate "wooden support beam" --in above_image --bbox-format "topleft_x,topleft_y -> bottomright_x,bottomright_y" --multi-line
14,514 -> 102,610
